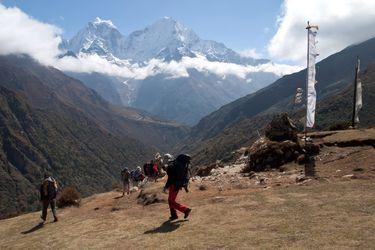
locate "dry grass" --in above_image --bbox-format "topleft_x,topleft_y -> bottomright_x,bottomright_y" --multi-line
0,178 -> 374,249
1,130 -> 375,249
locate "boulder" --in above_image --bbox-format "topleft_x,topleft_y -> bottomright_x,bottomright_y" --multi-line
244,114 -> 321,172
137,190 -> 165,206
244,137 -> 302,172
265,113 -> 298,142
195,161 -> 223,177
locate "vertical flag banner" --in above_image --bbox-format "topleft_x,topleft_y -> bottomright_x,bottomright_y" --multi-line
354,58 -> 362,124
306,24 -> 318,128
294,87 -> 303,104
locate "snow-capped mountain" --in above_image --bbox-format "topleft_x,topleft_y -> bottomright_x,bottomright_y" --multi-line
66,17 -> 125,60
65,17 -> 267,65
121,17 -> 199,62
121,17 -> 267,64
63,17 -> 282,125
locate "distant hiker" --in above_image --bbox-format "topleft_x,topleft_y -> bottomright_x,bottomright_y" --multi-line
131,166 -> 145,186
154,153 -> 166,177
40,173 -> 58,223
143,162 -> 151,177
164,154 -> 192,220
121,167 -> 131,196
152,160 -> 159,181
144,161 -> 158,182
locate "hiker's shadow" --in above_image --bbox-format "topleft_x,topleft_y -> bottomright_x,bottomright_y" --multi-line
144,220 -> 186,234
21,223 -> 44,234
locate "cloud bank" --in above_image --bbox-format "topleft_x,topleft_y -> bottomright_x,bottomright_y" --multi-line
0,4 -> 62,65
268,0 -> 375,63
0,4 -> 300,80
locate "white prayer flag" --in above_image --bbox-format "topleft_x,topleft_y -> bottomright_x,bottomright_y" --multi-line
354,59 -> 362,123
306,26 -> 318,128
294,88 -> 303,104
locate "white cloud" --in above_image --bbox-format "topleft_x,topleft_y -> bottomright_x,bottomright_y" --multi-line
0,4 -> 62,65
0,4 -> 301,81
268,0 -> 375,64
239,48 -> 263,59
175,55 -> 301,78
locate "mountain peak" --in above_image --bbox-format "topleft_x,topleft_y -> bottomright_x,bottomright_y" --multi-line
91,17 -> 117,29
151,16 -> 180,29
67,17 -> 123,56
67,16 -> 266,64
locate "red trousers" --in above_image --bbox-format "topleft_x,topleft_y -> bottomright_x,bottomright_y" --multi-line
168,185 -> 187,216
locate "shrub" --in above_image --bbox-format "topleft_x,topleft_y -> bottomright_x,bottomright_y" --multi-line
57,186 -> 81,208
328,121 -> 351,131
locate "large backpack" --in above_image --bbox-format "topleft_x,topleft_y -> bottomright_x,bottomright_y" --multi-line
43,177 -> 58,200
143,163 -> 156,177
131,168 -> 144,182
168,154 -> 191,188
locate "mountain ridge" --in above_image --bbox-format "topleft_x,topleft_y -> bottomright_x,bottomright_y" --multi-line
0,54 -> 187,218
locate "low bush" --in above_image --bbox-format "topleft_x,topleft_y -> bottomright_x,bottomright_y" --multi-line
57,186 -> 81,208
328,121 -> 351,131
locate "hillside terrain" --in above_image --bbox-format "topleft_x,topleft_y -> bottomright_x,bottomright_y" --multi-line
0,55 -> 187,219
181,37 -> 375,165
0,129 -> 374,249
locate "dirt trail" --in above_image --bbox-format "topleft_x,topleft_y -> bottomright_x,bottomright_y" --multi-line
0,129 -> 375,249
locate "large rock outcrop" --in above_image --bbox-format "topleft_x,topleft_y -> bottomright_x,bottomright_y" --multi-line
244,114 -> 319,172
265,113 -> 298,142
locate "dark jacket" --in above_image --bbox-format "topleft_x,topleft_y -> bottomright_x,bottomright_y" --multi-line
40,177 -> 57,201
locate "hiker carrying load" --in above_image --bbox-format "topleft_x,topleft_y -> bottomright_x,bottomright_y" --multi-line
40,173 -> 59,223
121,167 -> 131,196
154,153 -> 166,177
164,154 -> 192,220
143,160 -> 159,182
131,166 -> 145,186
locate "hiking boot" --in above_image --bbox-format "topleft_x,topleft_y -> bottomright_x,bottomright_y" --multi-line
184,208 -> 192,219
53,217 -> 58,222
169,215 -> 178,220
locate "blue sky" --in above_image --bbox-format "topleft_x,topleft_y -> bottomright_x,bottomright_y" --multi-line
2,0 -> 283,56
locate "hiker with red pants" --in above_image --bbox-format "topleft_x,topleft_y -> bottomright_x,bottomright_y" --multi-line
164,154 -> 192,220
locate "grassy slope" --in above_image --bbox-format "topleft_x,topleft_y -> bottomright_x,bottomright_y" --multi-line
1,130 -> 374,249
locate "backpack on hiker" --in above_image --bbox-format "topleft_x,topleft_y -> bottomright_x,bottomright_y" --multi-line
166,154 -> 191,188
131,167 -> 144,182
42,177 -> 58,200
143,162 -> 158,177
